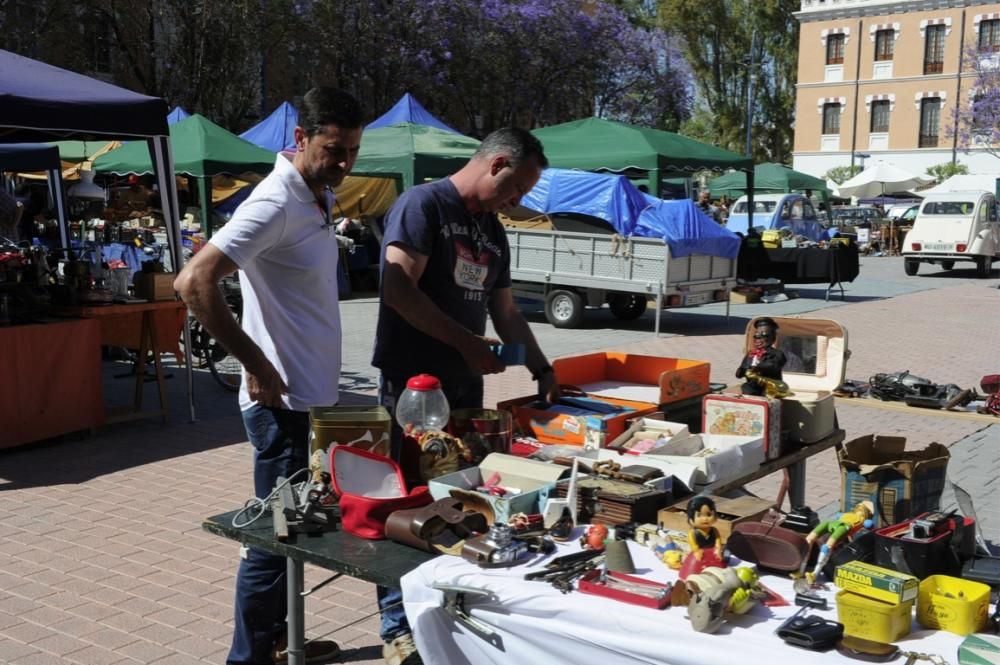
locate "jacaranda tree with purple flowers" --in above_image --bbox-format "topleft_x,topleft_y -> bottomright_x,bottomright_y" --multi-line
951,45 -> 1000,159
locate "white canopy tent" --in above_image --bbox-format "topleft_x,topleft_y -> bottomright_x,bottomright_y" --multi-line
837,162 -> 934,199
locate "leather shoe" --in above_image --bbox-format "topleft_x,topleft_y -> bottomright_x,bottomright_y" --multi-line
271,638 -> 340,664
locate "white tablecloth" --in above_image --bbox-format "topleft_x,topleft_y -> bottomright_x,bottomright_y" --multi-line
401,533 -> 967,665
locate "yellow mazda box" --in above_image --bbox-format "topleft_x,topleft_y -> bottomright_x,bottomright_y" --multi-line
834,560 -> 918,605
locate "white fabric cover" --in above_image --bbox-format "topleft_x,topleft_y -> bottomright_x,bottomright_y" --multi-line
401,537 -> 965,665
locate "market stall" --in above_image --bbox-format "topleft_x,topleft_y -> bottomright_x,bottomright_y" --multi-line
0,142 -> 69,246
352,122 -> 481,192
0,47 -> 196,436
737,240 -> 860,300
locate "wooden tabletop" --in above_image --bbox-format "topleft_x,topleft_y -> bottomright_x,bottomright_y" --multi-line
51,300 -> 186,318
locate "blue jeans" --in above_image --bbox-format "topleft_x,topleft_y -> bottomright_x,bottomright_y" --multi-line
227,405 -> 311,665
376,374 -> 483,642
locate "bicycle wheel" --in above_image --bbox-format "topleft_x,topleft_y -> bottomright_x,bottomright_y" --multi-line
205,302 -> 243,392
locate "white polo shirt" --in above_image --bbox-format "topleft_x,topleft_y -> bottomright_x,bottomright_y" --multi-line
210,153 -> 341,412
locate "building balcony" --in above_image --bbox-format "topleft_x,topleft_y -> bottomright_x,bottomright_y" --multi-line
918,134 -> 939,148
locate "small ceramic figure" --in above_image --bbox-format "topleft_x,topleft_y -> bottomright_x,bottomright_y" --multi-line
736,317 -> 788,397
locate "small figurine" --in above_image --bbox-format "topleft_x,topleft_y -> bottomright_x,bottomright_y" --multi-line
678,495 -> 727,579
674,566 -> 765,633
736,317 -> 791,397
802,500 -> 874,583
417,430 -> 471,481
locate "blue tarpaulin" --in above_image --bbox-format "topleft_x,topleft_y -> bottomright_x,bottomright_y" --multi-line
167,106 -> 190,124
240,101 -> 298,152
368,93 -> 459,134
520,168 -> 741,259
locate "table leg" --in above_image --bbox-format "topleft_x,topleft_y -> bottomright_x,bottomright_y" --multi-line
133,312 -> 150,413
146,314 -> 169,423
287,557 -> 305,665
787,459 -> 807,508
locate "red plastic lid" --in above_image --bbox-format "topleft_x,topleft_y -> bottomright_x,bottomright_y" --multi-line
406,374 -> 441,391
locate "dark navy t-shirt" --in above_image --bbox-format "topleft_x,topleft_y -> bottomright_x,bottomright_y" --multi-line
372,178 -> 511,383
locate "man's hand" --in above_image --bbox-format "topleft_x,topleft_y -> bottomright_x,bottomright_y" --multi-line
538,369 -> 560,403
459,335 -> 505,375
245,359 -> 288,407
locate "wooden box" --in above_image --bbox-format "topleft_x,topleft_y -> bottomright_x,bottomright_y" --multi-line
656,494 -> 774,540
133,272 -> 177,301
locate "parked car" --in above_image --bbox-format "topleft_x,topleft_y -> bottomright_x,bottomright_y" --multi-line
726,193 -> 825,241
885,203 -> 919,221
830,206 -> 884,229
902,191 -> 1000,277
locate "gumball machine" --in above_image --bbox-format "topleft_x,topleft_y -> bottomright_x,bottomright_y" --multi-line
395,374 -> 450,435
396,375 -> 471,481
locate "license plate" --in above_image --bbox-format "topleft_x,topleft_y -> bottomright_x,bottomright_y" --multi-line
924,243 -> 953,251
683,292 -> 709,306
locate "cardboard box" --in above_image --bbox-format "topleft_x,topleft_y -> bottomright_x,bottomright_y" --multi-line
428,452 -> 569,523
133,272 -> 176,301
834,560 -> 919,605
605,416 -> 693,455
703,393 -> 781,460
498,392 -> 657,449
838,435 -> 950,528
552,352 -> 710,406
657,494 -> 774,540
593,432 -> 765,490
741,316 -> 848,444
729,290 -> 760,304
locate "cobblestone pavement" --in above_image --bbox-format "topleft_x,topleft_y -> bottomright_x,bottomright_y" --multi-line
1,255 -> 997,664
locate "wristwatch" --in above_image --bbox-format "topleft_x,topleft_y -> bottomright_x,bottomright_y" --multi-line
530,364 -> 554,381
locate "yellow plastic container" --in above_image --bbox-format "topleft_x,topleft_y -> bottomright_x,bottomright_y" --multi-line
916,575 -> 991,636
308,406 -> 391,457
761,229 -> 783,248
836,590 -> 913,643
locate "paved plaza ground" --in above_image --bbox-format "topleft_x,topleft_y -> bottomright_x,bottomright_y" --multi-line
1,255 -> 998,664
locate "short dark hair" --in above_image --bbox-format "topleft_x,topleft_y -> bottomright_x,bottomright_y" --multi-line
686,495 -> 717,523
474,127 -> 548,168
299,87 -> 364,137
754,317 -> 779,332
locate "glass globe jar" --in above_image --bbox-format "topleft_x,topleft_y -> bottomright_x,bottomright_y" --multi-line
395,374 -> 450,434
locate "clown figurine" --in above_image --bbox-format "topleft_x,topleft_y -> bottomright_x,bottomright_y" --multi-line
736,317 -> 788,397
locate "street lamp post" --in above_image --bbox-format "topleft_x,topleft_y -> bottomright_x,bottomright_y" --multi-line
745,29 -> 757,159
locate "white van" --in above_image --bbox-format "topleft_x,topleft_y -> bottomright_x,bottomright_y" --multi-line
902,191 -> 1000,277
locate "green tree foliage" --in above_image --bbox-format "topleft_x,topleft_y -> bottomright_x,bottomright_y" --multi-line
926,161 -> 969,183
825,165 -> 862,185
660,0 -> 799,163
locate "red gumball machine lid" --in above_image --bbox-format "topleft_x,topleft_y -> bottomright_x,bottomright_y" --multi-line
406,374 -> 442,392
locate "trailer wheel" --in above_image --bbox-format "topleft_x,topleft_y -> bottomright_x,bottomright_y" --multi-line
904,258 -> 920,276
608,293 -> 647,320
544,289 -> 584,328
975,256 -> 992,278
940,260 -> 955,270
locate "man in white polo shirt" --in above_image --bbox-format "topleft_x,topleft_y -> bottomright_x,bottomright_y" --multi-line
175,87 -> 363,665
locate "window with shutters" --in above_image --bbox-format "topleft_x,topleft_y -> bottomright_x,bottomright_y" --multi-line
822,103 -> 842,134
919,97 -> 941,147
924,25 -> 946,74
980,19 -> 1000,52
870,100 -> 890,133
875,29 -> 894,61
827,34 -> 845,65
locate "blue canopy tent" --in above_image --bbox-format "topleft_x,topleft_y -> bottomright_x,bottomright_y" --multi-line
240,101 -> 298,152
0,143 -> 69,246
167,106 -> 190,124
520,168 -> 741,260
368,93 -> 459,134
0,48 -> 194,420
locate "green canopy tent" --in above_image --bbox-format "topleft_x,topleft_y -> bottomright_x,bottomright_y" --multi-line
93,114 -> 276,237
351,122 -> 480,192
708,162 -> 831,208
530,118 -> 754,197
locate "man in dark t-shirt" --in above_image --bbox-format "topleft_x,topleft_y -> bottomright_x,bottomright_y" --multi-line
371,128 -> 559,665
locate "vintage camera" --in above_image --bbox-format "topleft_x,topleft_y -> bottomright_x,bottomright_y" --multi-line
908,511 -> 951,540
462,522 -> 529,568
